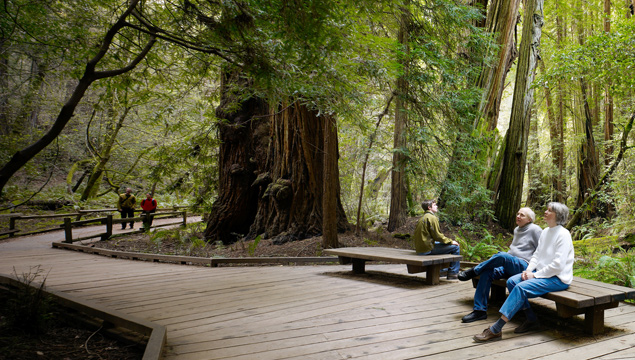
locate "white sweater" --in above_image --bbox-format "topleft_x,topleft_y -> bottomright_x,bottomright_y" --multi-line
526,225 -> 574,284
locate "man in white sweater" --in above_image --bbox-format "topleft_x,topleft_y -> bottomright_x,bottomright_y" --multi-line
459,207 -> 542,323
474,202 -> 574,342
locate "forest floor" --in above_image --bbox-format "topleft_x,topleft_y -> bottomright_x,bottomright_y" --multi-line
90,216 -> 513,260
0,292 -> 144,360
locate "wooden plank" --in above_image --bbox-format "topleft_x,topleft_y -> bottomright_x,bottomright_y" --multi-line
324,247 -> 461,266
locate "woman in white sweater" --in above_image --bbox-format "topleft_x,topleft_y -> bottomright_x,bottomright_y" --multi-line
473,202 -> 574,342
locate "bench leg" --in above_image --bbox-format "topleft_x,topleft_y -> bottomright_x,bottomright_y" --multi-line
585,307 -> 605,335
556,301 -> 618,335
424,265 -> 441,285
352,258 -> 366,274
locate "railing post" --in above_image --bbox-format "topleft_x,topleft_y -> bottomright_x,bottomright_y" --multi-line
9,216 -> 16,237
75,210 -> 84,221
63,218 -> 73,243
182,211 -> 187,227
102,215 -> 113,241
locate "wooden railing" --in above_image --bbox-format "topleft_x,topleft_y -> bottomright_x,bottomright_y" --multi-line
62,211 -> 188,243
1,206 -> 192,239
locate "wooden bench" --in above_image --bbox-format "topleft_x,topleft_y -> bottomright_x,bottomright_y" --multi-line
472,275 -> 635,335
324,247 -> 462,285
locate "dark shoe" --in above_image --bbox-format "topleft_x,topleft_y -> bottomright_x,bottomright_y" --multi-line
473,328 -> 502,342
514,320 -> 540,333
447,273 -> 459,280
462,310 -> 487,323
458,268 -> 477,281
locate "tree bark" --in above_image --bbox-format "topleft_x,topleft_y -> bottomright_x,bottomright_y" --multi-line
322,115 -> 339,248
388,6 -> 409,232
604,0 -> 614,166
494,0 -> 543,231
205,75 -> 348,244
576,78 -> 601,209
475,0 -> 521,132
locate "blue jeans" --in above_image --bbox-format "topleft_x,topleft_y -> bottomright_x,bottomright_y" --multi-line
418,242 -> 460,275
499,272 -> 569,320
473,252 -> 528,311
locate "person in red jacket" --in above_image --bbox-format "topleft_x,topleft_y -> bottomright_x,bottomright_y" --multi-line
140,193 -> 158,230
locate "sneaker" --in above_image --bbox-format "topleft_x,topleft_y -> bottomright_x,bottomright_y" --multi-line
447,273 -> 459,280
458,268 -> 477,281
462,310 -> 487,323
473,328 -> 502,342
514,320 -> 540,333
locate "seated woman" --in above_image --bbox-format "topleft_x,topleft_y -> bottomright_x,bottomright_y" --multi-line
473,202 -> 574,342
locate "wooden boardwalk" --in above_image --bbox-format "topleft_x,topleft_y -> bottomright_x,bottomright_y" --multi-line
3,226 -> 635,359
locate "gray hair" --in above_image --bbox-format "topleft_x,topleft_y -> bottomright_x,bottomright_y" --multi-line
547,202 -> 569,226
518,207 -> 536,223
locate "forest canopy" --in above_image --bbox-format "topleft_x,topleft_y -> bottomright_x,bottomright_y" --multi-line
1,0 -> 635,245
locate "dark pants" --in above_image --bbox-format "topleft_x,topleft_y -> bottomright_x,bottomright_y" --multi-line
120,208 -> 134,228
142,210 -> 156,229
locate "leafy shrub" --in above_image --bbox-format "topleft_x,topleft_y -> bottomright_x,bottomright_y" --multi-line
574,237 -> 635,287
2,266 -> 54,336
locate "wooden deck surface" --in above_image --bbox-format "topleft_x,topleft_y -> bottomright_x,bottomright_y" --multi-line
3,225 -> 635,359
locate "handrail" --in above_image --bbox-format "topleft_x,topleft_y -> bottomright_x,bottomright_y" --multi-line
3,207 -> 194,238
63,211 -> 188,243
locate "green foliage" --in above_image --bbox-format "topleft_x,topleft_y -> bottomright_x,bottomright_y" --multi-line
248,235 -> 262,257
2,266 -> 54,336
575,250 -> 635,288
456,230 -> 506,262
363,238 -> 380,246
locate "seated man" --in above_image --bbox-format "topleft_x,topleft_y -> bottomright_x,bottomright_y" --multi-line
412,199 -> 460,280
458,207 -> 542,323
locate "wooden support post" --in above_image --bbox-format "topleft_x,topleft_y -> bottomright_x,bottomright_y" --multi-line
101,215 -> 113,241
9,217 -> 16,237
181,211 -> 187,227
75,210 -> 84,221
424,265 -> 441,285
352,258 -> 366,274
63,218 -> 73,243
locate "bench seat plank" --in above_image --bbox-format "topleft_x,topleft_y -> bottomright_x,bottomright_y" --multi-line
324,247 -> 461,285
474,275 -> 631,334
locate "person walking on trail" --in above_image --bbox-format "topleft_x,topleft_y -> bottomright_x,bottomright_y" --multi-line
117,187 -> 136,229
140,193 -> 157,230
412,199 -> 461,280
458,207 -> 542,323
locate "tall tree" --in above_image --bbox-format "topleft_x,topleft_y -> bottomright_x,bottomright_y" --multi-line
494,0 -> 544,230
388,5 -> 410,232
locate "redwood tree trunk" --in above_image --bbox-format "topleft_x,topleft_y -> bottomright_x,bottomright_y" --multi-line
205,80 -> 348,244
388,5 -> 409,232
494,0 -> 543,230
